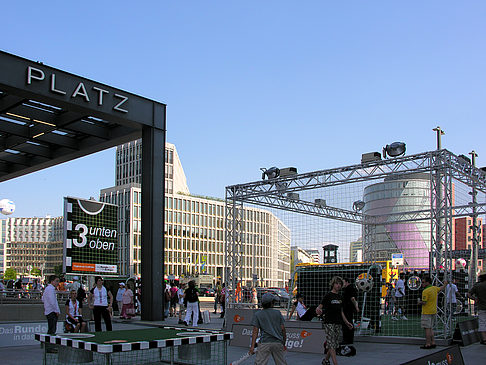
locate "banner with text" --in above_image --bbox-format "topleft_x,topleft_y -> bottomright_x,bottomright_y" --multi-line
63,197 -> 118,276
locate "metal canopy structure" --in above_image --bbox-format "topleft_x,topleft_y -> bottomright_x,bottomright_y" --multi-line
225,148 -> 486,338
0,50 -> 166,321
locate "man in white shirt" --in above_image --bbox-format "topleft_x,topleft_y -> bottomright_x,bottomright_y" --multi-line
42,275 -> 60,335
445,279 -> 462,315
393,274 -> 408,320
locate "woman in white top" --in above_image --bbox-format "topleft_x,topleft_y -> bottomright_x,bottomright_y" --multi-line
65,290 -> 86,332
88,276 -> 113,332
251,287 -> 258,308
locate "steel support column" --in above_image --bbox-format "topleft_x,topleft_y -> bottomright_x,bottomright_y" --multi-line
225,187 -> 244,293
141,113 -> 166,321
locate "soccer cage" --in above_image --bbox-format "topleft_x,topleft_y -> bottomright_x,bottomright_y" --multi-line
224,149 -> 486,340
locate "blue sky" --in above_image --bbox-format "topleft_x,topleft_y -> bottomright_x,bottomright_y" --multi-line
2,1 -> 486,218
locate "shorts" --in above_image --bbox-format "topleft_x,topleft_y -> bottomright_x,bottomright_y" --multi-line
66,316 -> 84,326
323,323 -> 342,349
479,310 -> 486,332
421,314 -> 436,329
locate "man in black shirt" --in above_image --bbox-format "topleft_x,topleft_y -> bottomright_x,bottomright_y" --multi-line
342,278 -> 359,345
316,276 -> 353,365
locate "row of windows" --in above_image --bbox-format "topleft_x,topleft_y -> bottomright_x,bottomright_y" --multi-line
166,211 -> 224,228
166,197 -> 223,216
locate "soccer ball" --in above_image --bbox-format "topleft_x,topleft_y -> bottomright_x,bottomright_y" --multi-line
356,276 -> 373,292
0,199 -> 15,215
455,258 -> 467,269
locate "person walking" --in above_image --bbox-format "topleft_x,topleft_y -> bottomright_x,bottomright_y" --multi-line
42,275 -> 60,335
120,284 -> 135,319
88,276 -> 113,332
249,292 -> 288,365
169,282 -> 178,317
177,283 -> 186,324
220,283 -> 227,318
316,276 -> 353,365
214,281 -> 222,313
183,280 -> 200,326
385,282 -> 396,315
418,276 -> 446,349
116,282 -> 126,317
393,273 -> 408,320
341,278 -> 359,345
445,279 -> 463,316
251,287 -> 259,308
468,270 -> 486,345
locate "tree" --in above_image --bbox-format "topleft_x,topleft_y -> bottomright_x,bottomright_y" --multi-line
31,267 -> 42,277
54,264 -> 64,277
4,268 -> 17,280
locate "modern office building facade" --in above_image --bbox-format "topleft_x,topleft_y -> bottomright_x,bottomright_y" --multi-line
305,249 -> 320,263
290,246 -> 314,274
0,216 -> 63,276
349,237 -> 363,262
100,140 -> 291,287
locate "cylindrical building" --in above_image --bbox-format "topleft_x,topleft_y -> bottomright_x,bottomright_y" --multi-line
363,173 -> 431,268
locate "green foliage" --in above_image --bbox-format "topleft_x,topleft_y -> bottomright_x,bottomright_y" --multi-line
31,267 -> 42,277
4,267 -> 17,280
54,264 -> 64,277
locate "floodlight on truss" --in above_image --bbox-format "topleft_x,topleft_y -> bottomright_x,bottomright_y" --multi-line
287,193 -> 300,200
383,142 -> 406,158
315,199 -> 327,208
261,167 -> 280,179
353,200 -> 366,212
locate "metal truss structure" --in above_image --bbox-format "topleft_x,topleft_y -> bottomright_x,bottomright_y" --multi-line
225,149 -> 486,338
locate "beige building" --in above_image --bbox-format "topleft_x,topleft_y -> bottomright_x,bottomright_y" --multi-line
290,246 -> 314,273
100,140 -> 291,287
0,216 -> 63,277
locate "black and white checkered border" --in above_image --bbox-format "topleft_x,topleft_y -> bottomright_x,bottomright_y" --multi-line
35,327 -> 233,354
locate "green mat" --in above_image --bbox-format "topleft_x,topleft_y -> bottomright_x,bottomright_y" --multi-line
71,328 -> 207,344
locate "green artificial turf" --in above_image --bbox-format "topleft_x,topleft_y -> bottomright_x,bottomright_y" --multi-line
79,328 -> 208,344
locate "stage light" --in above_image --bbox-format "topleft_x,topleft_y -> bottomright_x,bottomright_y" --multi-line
261,167 -> 280,180
315,199 -> 327,208
382,142 -> 406,158
353,200 -> 365,212
287,193 -> 300,200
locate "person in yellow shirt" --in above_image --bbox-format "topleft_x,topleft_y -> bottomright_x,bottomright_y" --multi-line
418,276 -> 446,349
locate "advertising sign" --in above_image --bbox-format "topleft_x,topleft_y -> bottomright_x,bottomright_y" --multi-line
0,322 -> 63,348
231,324 -> 326,353
392,253 -> 404,266
63,197 -> 118,275
453,318 -> 480,346
401,345 -> 464,365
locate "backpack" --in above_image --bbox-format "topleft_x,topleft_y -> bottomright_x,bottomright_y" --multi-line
164,288 -> 171,302
185,288 -> 198,303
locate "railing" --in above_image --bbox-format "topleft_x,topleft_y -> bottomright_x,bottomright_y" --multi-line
0,289 -> 71,304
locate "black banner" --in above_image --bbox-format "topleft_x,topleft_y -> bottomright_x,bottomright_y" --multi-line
453,318 -> 480,346
401,345 -> 464,365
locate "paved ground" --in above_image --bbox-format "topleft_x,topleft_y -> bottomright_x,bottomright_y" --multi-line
2,306 -> 485,365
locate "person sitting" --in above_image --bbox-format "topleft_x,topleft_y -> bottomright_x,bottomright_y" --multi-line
65,290 -> 86,333
287,293 -> 316,321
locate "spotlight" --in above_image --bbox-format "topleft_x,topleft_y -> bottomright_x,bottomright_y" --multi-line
261,167 -> 280,180
382,142 -> 406,158
353,200 -> 365,212
315,199 -> 327,208
287,193 -> 300,200
260,166 -> 297,180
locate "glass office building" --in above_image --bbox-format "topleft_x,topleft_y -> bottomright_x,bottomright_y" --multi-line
100,140 -> 291,287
